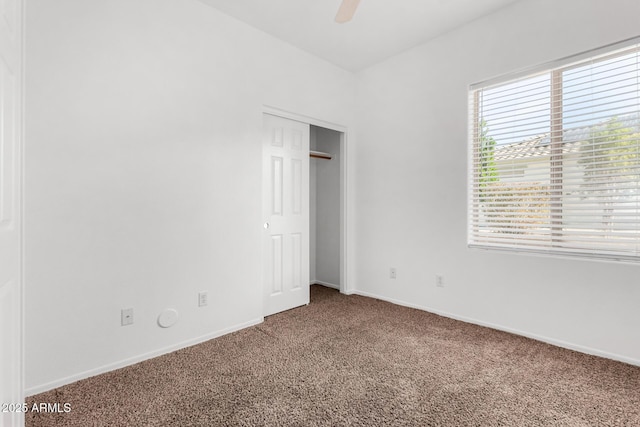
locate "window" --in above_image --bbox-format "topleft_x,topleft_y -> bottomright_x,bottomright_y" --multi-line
468,38 -> 640,261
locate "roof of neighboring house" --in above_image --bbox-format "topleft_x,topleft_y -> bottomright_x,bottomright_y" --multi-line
492,113 -> 640,162
493,136 -> 581,161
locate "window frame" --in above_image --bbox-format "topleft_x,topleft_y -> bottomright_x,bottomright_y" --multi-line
468,36 -> 640,262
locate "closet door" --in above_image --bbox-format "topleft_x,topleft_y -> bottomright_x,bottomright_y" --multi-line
262,114 -> 310,316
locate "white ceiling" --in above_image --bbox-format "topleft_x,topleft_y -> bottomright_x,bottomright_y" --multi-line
198,0 -> 522,71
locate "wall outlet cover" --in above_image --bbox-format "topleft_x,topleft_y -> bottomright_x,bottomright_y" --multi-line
198,291 -> 208,307
121,308 -> 134,326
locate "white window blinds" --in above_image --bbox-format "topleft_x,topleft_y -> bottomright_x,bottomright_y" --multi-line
468,38 -> 640,261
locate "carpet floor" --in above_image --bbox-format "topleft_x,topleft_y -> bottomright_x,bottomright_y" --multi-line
27,285 -> 640,426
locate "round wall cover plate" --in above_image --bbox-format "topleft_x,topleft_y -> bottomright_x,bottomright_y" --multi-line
158,308 -> 179,328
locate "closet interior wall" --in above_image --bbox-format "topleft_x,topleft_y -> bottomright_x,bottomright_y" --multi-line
309,125 -> 341,289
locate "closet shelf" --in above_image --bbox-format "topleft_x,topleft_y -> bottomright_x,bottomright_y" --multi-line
310,150 -> 332,160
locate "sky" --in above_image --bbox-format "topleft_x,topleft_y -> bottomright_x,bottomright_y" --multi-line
478,46 -> 640,146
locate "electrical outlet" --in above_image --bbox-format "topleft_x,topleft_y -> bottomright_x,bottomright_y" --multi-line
121,308 -> 134,326
435,275 -> 444,287
390,268 -> 397,279
198,291 -> 208,307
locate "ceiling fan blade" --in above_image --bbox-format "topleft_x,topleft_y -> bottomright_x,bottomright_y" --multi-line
335,0 -> 361,23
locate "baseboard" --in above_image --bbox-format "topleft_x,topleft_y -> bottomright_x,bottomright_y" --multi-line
25,317 -> 264,396
352,289 -> 640,367
311,280 -> 340,290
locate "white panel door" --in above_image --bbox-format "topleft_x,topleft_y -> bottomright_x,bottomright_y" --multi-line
0,0 -> 23,425
262,114 -> 310,316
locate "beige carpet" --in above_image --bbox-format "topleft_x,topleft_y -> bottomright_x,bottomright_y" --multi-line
27,285 -> 640,426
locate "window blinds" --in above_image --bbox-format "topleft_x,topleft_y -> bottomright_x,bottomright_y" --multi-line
468,38 -> 640,261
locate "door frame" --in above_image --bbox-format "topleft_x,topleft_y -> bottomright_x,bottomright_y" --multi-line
0,0 -> 25,425
262,105 -> 350,295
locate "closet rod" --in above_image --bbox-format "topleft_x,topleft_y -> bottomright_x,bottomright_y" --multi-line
310,150 -> 332,160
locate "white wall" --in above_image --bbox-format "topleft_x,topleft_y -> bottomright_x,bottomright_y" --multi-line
354,0 -> 640,364
25,0 -> 355,393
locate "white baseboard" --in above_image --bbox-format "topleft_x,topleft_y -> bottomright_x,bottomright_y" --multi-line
25,317 -> 264,396
352,289 -> 640,367
311,280 -> 340,290
28,289 -> 638,396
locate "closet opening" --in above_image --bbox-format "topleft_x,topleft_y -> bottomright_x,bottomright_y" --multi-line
309,125 -> 343,292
